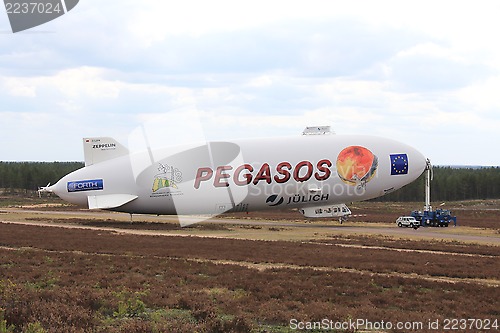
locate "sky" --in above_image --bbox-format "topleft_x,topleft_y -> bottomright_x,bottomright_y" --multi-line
1,0 -> 499,166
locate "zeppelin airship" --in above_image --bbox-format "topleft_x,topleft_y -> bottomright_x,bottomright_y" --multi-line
40,126 -> 427,225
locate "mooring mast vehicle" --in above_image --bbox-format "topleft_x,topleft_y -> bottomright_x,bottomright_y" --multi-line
410,159 -> 457,227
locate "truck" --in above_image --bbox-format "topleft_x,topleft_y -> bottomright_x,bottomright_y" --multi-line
411,208 -> 457,227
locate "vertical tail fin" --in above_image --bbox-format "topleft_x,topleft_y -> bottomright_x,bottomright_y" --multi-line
83,137 -> 129,166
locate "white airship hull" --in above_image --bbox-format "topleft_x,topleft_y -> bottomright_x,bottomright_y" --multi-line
47,134 -> 427,219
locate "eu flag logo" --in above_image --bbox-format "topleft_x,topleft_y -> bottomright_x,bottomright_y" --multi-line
390,154 -> 408,175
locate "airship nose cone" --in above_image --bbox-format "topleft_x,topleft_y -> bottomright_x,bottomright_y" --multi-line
410,148 -> 428,178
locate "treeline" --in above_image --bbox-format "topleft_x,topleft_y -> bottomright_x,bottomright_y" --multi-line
376,166 -> 500,202
0,162 -> 499,201
0,162 -> 84,192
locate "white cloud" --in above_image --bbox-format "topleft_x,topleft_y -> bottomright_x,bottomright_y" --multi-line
126,0 -> 340,45
2,67 -> 121,102
247,75 -> 274,88
53,67 -> 121,99
1,1 -> 500,165
396,43 -> 459,62
3,78 -> 37,97
388,42 -> 492,92
0,112 -> 80,161
457,75 -> 500,111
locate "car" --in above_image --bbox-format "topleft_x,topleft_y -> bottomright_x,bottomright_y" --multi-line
396,216 -> 419,229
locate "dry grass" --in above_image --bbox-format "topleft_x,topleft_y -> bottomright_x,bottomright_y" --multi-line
1,221 -> 499,332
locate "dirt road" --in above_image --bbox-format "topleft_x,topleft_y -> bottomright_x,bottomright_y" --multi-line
1,207 -> 498,244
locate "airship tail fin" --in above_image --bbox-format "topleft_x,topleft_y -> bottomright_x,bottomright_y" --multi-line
83,137 -> 129,166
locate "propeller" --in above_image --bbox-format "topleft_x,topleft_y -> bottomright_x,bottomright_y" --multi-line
38,183 -> 52,198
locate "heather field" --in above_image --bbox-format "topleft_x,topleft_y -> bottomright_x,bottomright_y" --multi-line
0,217 -> 499,332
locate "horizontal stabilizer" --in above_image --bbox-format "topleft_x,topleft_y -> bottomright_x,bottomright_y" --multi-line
87,194 -> 138,210
83,137 -> 129,166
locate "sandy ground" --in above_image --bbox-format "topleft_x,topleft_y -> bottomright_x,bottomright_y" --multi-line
1,207 -> 498,245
